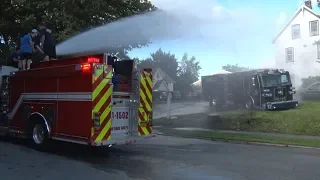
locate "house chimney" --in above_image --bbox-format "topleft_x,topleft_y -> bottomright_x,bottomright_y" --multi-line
305,0 -> 312,9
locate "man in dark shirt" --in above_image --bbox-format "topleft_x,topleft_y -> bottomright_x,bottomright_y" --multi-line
32,33 -> 45,63
39,23 -> 56,61
8,47 -> 21,69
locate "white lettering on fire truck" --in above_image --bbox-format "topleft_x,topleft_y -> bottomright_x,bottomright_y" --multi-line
111,126 -> 129,131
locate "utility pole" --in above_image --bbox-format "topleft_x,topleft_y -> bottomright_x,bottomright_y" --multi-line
166,91 -> 172,119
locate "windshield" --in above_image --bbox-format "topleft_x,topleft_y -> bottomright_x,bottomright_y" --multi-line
261,74 -> 291,87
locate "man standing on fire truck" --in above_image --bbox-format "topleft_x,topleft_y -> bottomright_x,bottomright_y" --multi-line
39,23 -> 56,61
19,29 -> 38,70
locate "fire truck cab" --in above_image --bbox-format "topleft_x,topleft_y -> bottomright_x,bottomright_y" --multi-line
0,54 -> 154,149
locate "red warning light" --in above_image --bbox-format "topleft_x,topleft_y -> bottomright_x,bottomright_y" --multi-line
87,57 -> 100,63
81,63 -> 91,71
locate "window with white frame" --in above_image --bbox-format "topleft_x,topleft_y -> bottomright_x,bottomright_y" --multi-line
285,47 -> 294,62
310,20 -> 319,36
291,24 -> 300,39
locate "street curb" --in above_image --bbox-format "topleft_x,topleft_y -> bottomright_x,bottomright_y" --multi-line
153,133 -> 320,150
209,138 -> 320,150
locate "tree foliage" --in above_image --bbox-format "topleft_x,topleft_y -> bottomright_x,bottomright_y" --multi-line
222,64 -> 250,72
176,53 -> 201,92
136,49 -> 201,92
137,48 -> 179,80
0,0 -> 154,64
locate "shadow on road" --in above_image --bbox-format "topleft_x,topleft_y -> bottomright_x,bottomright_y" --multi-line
0,136 -> 155,179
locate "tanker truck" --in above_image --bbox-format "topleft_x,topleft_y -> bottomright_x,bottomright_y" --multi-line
201,68 -> 298,110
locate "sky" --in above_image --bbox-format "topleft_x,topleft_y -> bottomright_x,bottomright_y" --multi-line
128,0 -> 320,77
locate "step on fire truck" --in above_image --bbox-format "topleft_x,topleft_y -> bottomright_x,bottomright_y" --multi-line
0,54 -> 154,150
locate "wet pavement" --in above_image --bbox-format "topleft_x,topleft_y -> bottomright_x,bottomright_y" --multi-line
1,135 -> 320,180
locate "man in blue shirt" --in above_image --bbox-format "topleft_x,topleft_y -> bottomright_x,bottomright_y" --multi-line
20,29 -> 38,70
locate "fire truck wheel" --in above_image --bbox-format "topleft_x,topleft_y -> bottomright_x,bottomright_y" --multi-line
31,123 -> 49,150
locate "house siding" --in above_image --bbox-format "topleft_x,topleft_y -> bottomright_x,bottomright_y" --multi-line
274,7 -> 320,88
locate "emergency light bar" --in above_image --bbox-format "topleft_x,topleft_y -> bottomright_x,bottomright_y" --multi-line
87,57 -> 101,63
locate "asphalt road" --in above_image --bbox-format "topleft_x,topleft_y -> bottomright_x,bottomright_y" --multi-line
1,136 -> 320,180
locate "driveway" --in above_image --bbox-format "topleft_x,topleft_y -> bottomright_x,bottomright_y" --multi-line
153,100 -> 210,119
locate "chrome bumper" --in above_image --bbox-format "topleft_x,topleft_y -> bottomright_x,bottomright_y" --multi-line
266,100 -> 298,110
91,133 -> 156,147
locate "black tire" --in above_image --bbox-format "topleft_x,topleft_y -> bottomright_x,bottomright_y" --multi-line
260,104 -> 267,111
31,123 -> 49,151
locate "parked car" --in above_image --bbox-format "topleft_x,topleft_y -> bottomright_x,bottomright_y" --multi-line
300,82 -> 320,100
153,91 -> 167,101
172,91 -> 182,100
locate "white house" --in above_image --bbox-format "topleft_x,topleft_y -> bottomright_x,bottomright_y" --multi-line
152,68 -> 175,92
273,0 -> 320,88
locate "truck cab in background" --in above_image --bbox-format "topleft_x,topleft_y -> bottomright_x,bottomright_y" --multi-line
247,69 -> 298,110
201,69 -> 298,111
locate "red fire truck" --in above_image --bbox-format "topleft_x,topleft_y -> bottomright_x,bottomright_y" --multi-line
0,53 -> 154,150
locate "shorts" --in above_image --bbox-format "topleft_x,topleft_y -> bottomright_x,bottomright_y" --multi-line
32,51 -> 45,63
43,44 -> 56,58
20,52 -> 32,60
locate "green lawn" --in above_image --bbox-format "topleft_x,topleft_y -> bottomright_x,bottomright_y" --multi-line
219,101 -> 320,136
154,101 -> 320,136
154,101 -> 320,146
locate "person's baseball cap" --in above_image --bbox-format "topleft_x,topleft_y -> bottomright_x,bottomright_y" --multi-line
31,29 -> 38,33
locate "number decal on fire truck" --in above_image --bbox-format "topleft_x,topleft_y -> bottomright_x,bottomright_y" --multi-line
111,112 -> 129,120
111,107 -> 130,135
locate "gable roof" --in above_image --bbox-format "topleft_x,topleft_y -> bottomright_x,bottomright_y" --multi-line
161,69 -> 175,83
152,68 -> 175,83
153,79 -> 167,91
272,4 -> 320,44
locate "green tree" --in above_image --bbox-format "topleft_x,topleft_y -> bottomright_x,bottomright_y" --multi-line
176,53 -> 201,92
0,0 -> 155,61
222,64 -> 250,72
178,53 -> 201,83
136,50 -> 201,93
136,58 -> 155,69
149,48 -> 179,80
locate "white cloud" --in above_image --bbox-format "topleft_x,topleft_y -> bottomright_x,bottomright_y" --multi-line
276,12 -> 287,25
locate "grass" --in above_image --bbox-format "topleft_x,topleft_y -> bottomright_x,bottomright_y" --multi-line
219,101 -> 320,136
153,101 -> 320,147
184,131 -> 320,148
154,101 -> 320,137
